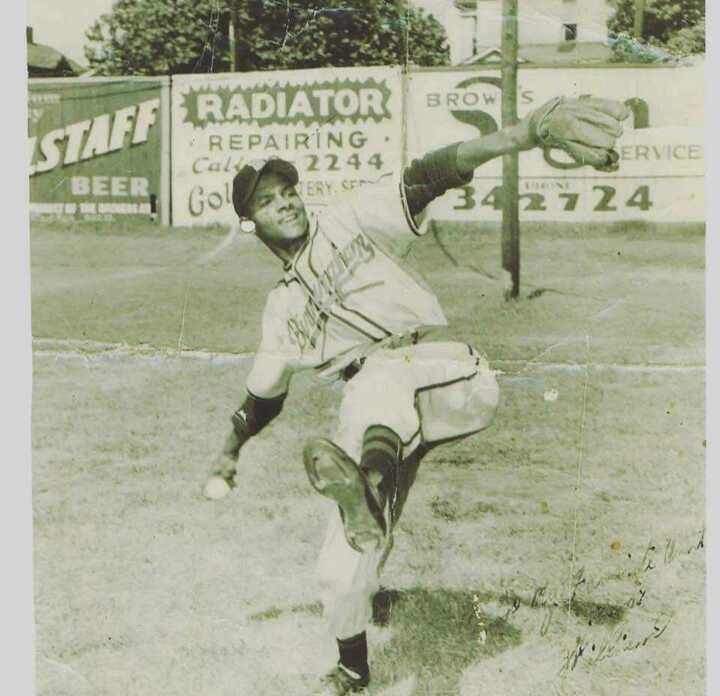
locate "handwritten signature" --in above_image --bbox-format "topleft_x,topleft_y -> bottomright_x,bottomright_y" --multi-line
470,527 -> 703,667
559,616 -> 672,674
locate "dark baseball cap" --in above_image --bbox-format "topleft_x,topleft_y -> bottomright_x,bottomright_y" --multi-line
232,157 -> 299,218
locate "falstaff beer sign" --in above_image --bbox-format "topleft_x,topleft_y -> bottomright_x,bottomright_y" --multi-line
28,78 -> 170,221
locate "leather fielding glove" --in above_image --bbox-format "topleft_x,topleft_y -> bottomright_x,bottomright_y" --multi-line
529,96 -> 631,172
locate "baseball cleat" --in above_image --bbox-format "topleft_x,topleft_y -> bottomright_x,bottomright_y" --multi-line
312,663 -> 369,695
303,438 -> 387,553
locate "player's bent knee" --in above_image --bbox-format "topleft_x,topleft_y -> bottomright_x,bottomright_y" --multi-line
480,369 -> 500,409
417,362 -> 499,441
470,370 -> 500,428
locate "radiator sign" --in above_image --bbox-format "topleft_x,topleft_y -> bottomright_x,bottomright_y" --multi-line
181,78 -> 392,128
172,67 -> 403,226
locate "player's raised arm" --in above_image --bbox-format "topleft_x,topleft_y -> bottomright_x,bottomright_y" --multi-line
399,96 -> 630,229
455,96 -> 631,175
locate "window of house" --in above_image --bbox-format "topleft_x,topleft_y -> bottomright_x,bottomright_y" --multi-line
563,23 -> 578,41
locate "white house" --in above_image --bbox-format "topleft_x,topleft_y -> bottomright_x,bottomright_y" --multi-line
417,0 -> 615,65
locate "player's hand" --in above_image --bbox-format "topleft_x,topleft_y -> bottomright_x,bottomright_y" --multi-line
203,452 -> 237,500
203,431 -> 241,500
526,96 -> 631,172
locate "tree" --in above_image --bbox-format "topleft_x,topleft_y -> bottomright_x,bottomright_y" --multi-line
608,0 -> 705,62
85,1 -> 232,75
85,0 -> 449,76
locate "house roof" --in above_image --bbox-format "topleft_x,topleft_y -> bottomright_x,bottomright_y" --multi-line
27,42 -> 83,76
461,41 -> 614,65
67,57 -> 86,75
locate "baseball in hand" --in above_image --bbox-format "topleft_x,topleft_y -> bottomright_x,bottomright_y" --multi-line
203,475 -> 232,500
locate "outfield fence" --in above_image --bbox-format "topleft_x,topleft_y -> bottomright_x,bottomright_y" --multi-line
28,63 -> 704,226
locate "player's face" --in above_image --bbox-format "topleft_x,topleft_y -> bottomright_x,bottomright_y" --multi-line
249,172 -> 308,247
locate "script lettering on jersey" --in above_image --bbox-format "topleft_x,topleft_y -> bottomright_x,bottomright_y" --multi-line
287,233 -> 376,351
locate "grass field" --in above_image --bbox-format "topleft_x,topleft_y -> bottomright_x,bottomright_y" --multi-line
31,217 -> 705,696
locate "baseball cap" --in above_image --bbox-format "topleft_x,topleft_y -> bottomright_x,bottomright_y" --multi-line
232,157 -> 299,218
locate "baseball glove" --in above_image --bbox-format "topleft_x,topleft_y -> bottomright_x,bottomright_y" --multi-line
529,96 -> 631,172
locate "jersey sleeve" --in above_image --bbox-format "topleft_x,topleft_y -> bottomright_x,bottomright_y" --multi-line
402,142 -> 473,217
325,175 -> 423,257
326,144 -> 472,256
245,287 -> 298,398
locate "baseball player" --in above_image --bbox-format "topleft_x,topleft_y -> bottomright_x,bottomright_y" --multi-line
203,96 -> 629,695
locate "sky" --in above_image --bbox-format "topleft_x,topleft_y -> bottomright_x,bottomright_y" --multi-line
26,0 -> 454,66
27,0 -> 117,64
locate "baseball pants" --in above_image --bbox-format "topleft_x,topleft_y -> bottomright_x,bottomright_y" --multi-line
315,341 -> 499,638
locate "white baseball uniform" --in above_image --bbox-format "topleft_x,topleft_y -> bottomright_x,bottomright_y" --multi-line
246,174 -> 499,638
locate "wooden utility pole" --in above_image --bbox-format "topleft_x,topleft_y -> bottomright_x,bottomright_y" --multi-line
634,0 -> 647,40
230,0 -> 238,71
231,0 -> 252,72
501,0 -> 520,300
396,0 -> 409,68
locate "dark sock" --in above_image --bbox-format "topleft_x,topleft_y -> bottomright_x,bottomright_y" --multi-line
360,425 -> 402,489
337,631 -> 369,680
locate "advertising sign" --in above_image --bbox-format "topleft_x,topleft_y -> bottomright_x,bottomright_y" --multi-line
405,65 -> 704,223
29,77 -> 170,223
172,66 -> 403,226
